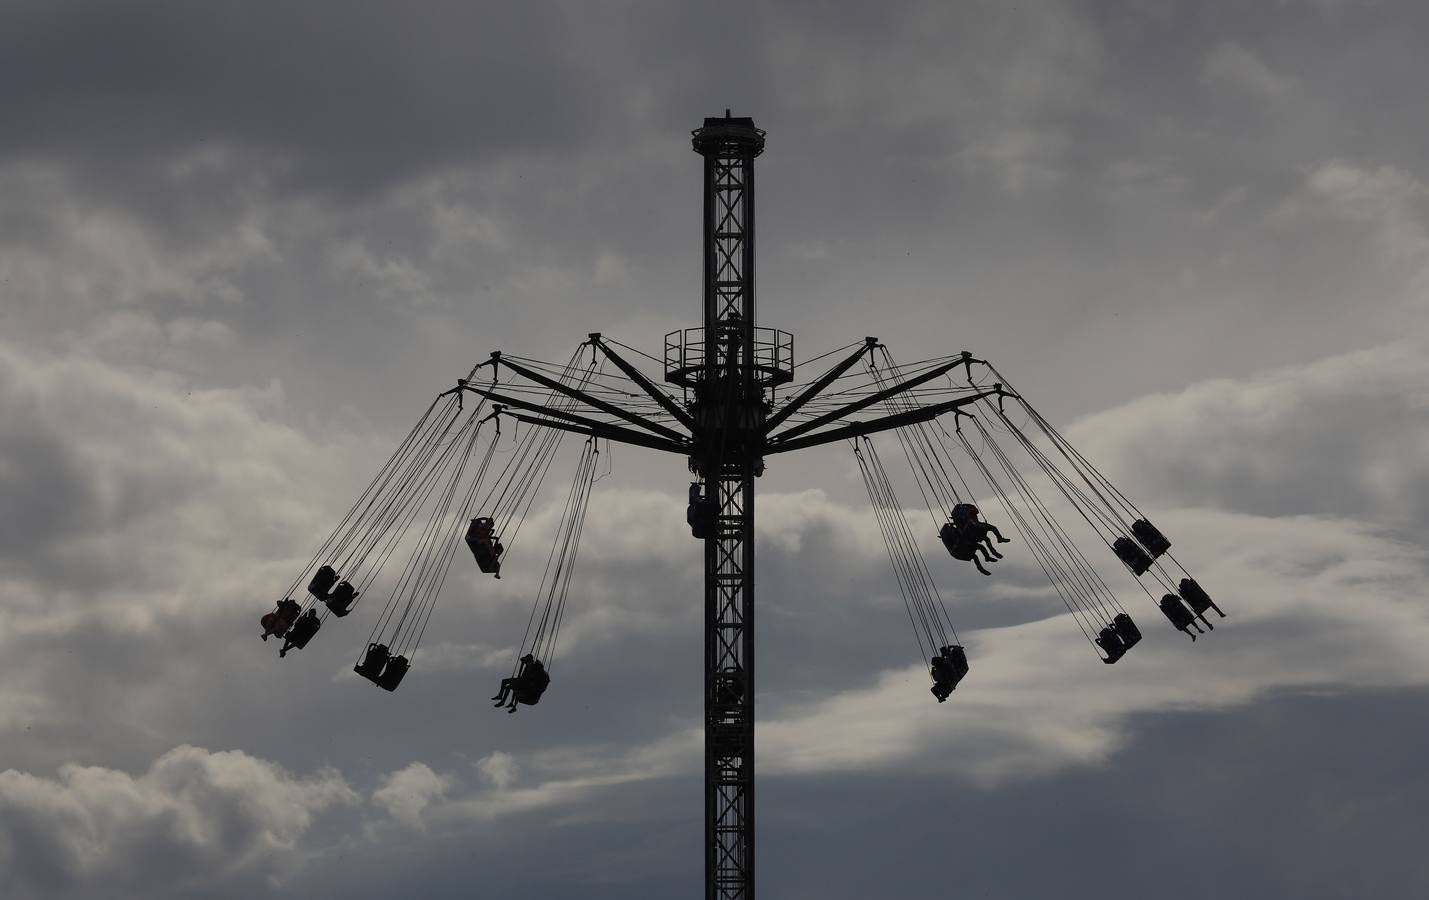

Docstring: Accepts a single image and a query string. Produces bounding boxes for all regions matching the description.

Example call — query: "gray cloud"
[0,745,358,899]
[4,1,1429,896]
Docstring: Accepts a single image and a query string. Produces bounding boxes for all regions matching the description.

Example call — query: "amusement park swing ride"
[258,113,1227,900]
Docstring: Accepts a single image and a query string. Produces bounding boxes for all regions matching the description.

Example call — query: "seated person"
[1097,623,1127,664]
[260,598,302,641]
[325,581,359,617]
[1158,594,1204,641]
[940,522,999,576]
[1178,578,1225,623]
[355,643,391,682]
[492,654,551,713]
[377,654,410,692]
[687,483,716,539]
[1130,519,1171,559]
[929,645,969,701]
[279,608,321,658]
[952,504,1011,557]
[1113,536,1154,576]
[1112,613,1142,650]
[466,517,504,577]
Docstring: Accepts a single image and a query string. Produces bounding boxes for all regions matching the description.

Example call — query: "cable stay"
[852,436,968,702]
[355,402,497,690]
[978,380,1227,642]
[493,437,599,713]
[260,390,476,657]
[862,350,1015,582]
[353,350,598,691]
[260,344,620,696]
[959,415,1141,663]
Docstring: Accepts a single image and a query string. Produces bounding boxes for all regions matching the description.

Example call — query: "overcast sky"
[2,1,1428,898]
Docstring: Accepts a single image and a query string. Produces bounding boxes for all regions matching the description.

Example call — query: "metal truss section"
[705,466,754,900]
[693,112,765,900]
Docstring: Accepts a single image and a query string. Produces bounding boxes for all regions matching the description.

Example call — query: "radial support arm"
[589,335,700,433]
[504,413,691,455]
[763,337,878,434]
[764,390,1001,455]
[493,353,690,443]
[458,383,690,455]
[767,356,969,445]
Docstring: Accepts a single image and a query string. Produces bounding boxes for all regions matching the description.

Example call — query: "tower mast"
[690,111,765,900]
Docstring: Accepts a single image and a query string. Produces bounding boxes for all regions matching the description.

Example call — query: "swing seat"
[308,565,338,600]
[936,645,969,688]
[1178,578,1224,619]
[1112,613,1142,650]
[1097,625,1127,664]
[470,541,501,573]
[259,611,288,640]
[1113,536,1154,576]
[1131,519,1171,559]
[688,494,717,540]
[376,654,410,692]
[262,598,302,639]
[466,518,502,574]
[513,665,550,706]
[355,643,390,683]
[286,612,321,650]
[939,523,976,561]
[929,661,954,701]
[325,581,358,617]
[1158,594,1200,638]
[939,645,970,680]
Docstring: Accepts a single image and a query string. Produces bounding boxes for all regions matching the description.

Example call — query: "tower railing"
[664,326,794,388]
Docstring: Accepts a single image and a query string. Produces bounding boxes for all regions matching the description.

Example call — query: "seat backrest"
[309,566,338,594]
[1131,519,1169,554]
[1114,536,1152,573]
[1113,613,1142,644]
[1159,595,1192,627]
[1178,579,1211,612]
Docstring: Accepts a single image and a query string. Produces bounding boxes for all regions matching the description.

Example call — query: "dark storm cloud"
[0,1,602,190]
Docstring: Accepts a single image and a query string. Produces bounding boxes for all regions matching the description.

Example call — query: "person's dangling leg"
[492,677,515,705]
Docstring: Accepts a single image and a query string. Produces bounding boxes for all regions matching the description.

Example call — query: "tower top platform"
[692,110,765,156]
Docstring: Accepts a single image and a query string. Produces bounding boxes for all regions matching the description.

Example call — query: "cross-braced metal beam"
[691,112,764,900]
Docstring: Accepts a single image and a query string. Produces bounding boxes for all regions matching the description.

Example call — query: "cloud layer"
[4,1,1429,897]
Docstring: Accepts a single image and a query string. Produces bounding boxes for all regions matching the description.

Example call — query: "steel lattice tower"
[691,113,765,900]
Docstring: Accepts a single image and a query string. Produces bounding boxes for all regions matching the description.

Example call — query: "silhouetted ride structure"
[260,113,1228,899]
